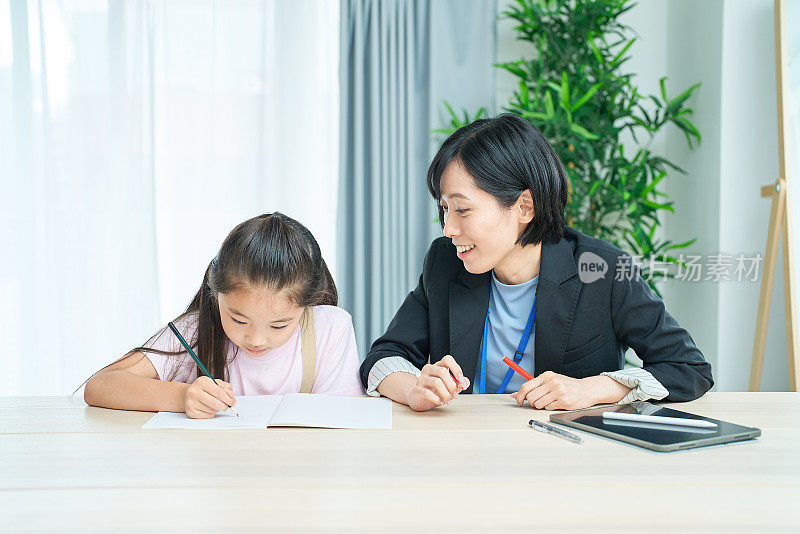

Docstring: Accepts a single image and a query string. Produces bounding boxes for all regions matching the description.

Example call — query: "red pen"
[450,369,464,390]
[502,356,534,381]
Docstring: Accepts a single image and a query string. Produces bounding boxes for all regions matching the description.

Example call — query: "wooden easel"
[749,0,799,391]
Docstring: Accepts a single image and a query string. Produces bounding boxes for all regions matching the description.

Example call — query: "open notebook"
[141,394,392,430]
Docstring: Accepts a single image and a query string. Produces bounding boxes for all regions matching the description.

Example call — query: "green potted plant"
[436,0,702,295]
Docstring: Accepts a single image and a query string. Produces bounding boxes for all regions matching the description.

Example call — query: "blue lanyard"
[478,292,537,394]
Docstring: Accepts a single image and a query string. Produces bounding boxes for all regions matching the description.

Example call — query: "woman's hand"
[511,373,631,410]
[406,355,470,411]
[183,376,237,419]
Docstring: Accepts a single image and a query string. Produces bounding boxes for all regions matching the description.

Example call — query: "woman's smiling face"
[439,160,533,274]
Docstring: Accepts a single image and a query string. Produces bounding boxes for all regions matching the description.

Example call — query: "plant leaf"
[588,36,604,64]
[642,199,675,213]
[495,61,527,79]
[641,171,666,197]
[667,82,701,112]
[611,37,636,67]
[519,81,530,106]
[571,83,602,112]
[569,123,599,140]
[523,111,550,121]
[560,72,570,112]
[544,91,555,118]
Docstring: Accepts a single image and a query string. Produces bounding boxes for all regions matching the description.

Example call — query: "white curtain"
[0,0,339,395]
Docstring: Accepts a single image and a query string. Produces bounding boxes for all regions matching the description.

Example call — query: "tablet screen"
[550,402,760,451]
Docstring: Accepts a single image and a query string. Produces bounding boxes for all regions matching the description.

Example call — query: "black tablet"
[549,401,761,452]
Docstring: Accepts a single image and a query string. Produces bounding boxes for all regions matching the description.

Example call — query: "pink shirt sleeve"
[310,306,365,395]
[141,313,198,383]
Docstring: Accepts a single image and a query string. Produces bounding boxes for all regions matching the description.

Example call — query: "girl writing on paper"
[85,213,363,418]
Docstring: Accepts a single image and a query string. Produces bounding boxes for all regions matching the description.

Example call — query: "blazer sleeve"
[358,242,438,388]
[610,255,714,401]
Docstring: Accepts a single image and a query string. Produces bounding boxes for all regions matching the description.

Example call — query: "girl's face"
[217,285,305,357]
[440,161,534,275]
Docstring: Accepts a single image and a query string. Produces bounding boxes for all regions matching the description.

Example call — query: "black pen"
[167,322,239,417]
[529,420,582,444]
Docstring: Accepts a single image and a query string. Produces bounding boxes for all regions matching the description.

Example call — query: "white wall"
[495,0,792,391]
[658,0,725,387]
[715,0,788,390]
[659,0,789,391]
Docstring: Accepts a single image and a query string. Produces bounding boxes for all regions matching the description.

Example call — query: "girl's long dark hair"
[110,213,336,383]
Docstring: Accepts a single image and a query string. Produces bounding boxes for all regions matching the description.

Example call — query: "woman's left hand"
[511,372,631,410]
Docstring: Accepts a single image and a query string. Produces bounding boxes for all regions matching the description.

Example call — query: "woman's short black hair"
[427,113,569,246]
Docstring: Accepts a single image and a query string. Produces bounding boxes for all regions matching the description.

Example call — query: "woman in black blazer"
[360,114,713,412]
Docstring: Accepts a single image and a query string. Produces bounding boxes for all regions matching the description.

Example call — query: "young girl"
[85,213,364,418]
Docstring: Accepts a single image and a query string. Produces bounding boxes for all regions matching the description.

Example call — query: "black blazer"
[360,227,713,401]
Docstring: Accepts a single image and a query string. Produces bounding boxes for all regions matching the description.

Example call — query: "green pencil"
[167,321,239,417]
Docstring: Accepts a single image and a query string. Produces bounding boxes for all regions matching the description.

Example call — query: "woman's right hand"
[183,376,237,419]
[407,355,469,411]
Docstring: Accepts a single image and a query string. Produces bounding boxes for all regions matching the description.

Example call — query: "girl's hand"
[183,376,237,419]
[511,373,631,411]
[407,355,469,411]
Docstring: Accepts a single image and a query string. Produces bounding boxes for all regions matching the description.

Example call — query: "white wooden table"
[1,393,799,532]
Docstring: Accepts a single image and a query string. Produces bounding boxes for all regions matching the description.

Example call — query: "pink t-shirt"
[142,305,364,396]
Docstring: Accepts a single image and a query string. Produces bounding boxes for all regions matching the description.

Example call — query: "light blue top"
[483,271,539,394]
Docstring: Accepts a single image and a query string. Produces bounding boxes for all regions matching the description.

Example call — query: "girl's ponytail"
[313,256,338,307]
[129,259,230,382]
[193,259,228,379]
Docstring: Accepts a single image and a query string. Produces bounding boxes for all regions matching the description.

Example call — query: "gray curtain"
[338,0,497,358]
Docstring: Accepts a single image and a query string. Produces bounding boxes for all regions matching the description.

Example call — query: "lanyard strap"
[478,293,537,394]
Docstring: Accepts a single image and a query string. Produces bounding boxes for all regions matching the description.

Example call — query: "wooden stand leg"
[753,0,800,392]
[750,179,799,392]
[780,181,799,390]
[750,181,785,391]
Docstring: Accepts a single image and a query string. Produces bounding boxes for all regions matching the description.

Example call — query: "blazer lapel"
[449,269,490,393]
[533,237,581,375]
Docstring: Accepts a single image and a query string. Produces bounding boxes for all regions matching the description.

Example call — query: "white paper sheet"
[141,395,283,430]
[269,394,392,429]
[141,394,392,430]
